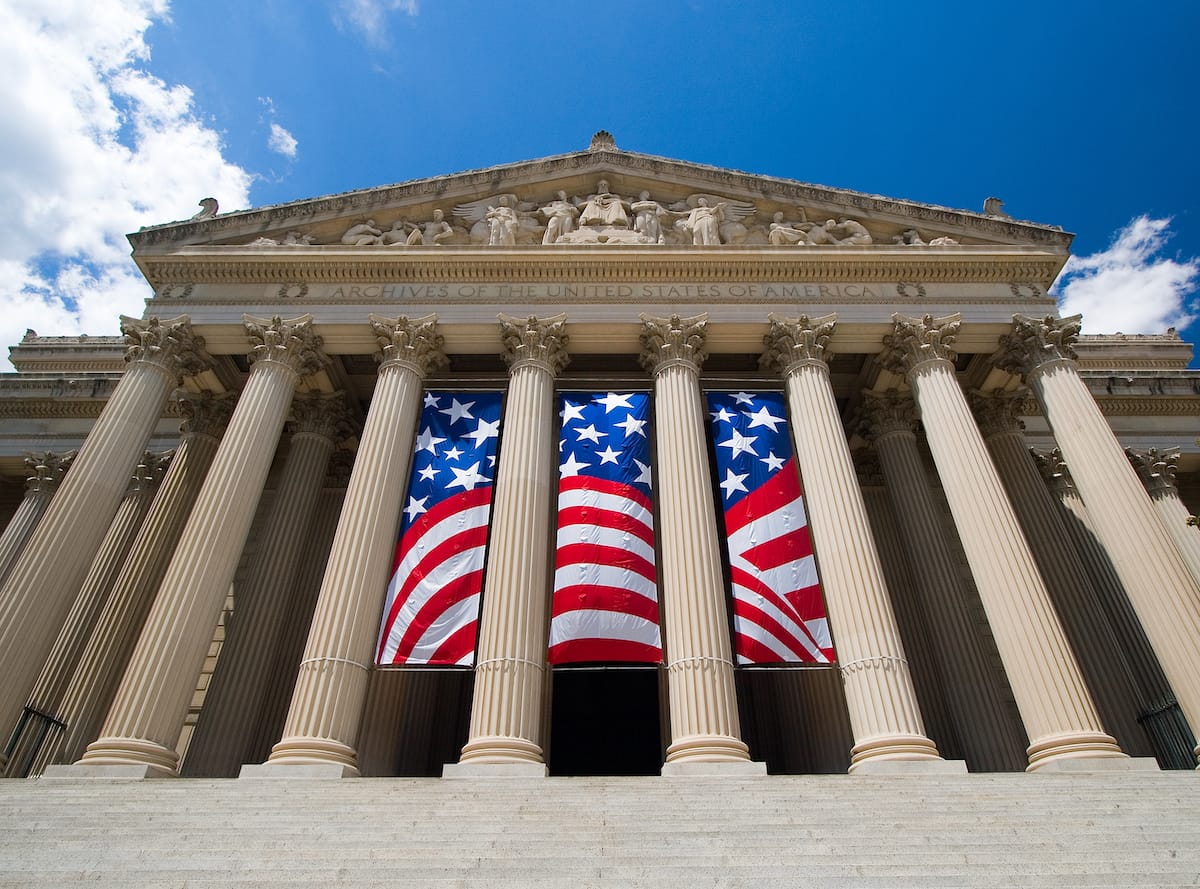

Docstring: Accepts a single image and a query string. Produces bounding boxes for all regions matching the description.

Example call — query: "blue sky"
[1,1,1197,368]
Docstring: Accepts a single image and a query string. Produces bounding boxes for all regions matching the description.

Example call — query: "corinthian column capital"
[127,450,172,496]
[120,315,213,383]
[368,313,448,376]
[969,390,1036,439]
[879,313,961,377]
[638,312,708,375]
[24,451,74,495]
[498,313,569,375]
[178,392,237,439]
[1030,447,1077,498]
[289,392,355,443]
[994,313,1082,379]
[858,390,918,442]
[761,313,837,374]
[1126,446,1181,496]
[243,314,329,377]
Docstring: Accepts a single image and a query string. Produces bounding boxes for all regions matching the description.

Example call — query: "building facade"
[1,136,1198,780]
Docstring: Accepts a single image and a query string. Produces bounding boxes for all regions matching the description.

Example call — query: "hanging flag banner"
[376,390,503,666]
[549,391,661,664]
[706,390,834,665]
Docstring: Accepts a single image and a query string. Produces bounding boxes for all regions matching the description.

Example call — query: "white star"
[743,405,786,432]
[719,428,759,459]
[761,452,785,472]
[633,458,652,487]
[439,398,475,425]
[423,392,440,408]
[710,406,735,424]
[614,413,647,438]
[732,391,756,405]
[415,427,445,454]
[719,468,749,499]
[575,424,605,444]
[417,464,437,482]
[488,455,496,467]
[595,392,634,413]
[446,461,488,491]
[403,495,429,520]
[560,400,586,423]
[443,444,463,462]
[560,452,590,477]
[466,417,500,446]
[596,445,622,465]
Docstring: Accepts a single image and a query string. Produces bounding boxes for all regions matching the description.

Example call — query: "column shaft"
[0,453,72,587]
[1127,448,1200,587]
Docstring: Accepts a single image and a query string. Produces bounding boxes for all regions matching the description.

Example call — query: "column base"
[850,758,968,776]
[78,737,179,775]
[1025,730,1128,771]
[1029,756,1161,774]
[664,734,753,765]
[240,762,357,779]
[457,735,545,766]
[660,759,767,777]
[267,736,360,775]
[41,763,175,780]
[442,761,548,778]
[848,734,945,772]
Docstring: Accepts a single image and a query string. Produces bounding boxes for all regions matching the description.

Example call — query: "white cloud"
[1054,216,1200,334]
[0,0,252,370]
[268,122,298,159]
[335,0,419,46]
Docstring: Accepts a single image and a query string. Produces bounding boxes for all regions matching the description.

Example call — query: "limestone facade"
[2,140,1197,778]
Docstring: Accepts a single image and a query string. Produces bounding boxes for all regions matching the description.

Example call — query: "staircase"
[1,771,1198,887]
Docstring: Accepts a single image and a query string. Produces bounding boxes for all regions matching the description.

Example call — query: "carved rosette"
[243,314,329,377]
[857,390,918,442]
[498,313,570,375]
[761,313,837,375]
[969,390,1036,439]
[638,313,708,375]
[178,392,237,439]
[1030,447,1077,497]
[1126,446,1181,496]
[369,313,448,377]
[879,313,961,377]
[120,315,213,383]
[994,314,1082,380]
[289,393,355,443]
[23,451,74,495]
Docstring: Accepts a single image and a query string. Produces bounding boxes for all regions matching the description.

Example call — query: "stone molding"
[879,313,961,376]
[120,316,213,383]
[243,314,329,377]
[761,313,837,373]
[368,313,448,376]
[498,313,570,375]
[994,313,1082,378]
[639,313,708,374]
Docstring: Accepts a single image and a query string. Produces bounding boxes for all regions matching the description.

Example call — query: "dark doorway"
[549,667,662,776]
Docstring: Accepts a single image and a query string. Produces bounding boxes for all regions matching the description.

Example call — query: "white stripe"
[726,495,808,557]
[380,541,487,658]
[401,594,481,664]
[731,579,825,662]
[733,604,829,663]
[555,519,655,566]
[558,486,653,530]
[552,562,657,600]
[751,556,818,599]
[549,609,662,649]
[805,617,832,651]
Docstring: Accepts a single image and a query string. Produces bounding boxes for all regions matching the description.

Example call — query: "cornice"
[0,398,183,420]
[1093,396,1200,417]
[136,245,1067,290]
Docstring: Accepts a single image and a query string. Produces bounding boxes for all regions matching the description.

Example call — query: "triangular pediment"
[128,143,1072,254]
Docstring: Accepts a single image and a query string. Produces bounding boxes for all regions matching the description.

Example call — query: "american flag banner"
[376,390,503,666]
[706,390,834,665]
[549,391,662,664]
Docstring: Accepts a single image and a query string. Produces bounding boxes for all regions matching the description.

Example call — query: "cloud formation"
[0,0,252,370]
[268,122,299,159]
[335,0,419,47]
[1054,216,1200,334]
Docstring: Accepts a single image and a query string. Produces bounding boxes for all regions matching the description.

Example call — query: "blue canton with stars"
[401,391,504,536]
[558,392,653,494]
[706,390,794,508]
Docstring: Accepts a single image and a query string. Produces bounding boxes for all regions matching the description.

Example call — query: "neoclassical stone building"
[1,134,1198,783]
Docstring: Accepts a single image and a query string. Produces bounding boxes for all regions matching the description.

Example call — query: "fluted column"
[973,391,1152,758]
[4,452,167,777]
[78,315,327,776]
[1127,447,1200,587]
[0,316,211,767]
[761,314,945,772]
[34,394,234,771]
[639,313,757,773]
[451,314,567,774]
[266,315,445,775]
[183,394,351,777]
[1032,449,1197,768]
[997,314,1200,765]
[859,390,1028,772]
[0,452,73,586]
[882,313,1124,770]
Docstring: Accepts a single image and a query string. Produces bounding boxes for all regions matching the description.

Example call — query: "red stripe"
[550,584,660,624]
[554,542,654,580]
[735,633,796,665]
[786,584,826,623]
[559,473,652,514]
[392,569,484,662]
[740,525,814,572]
[424,620,479,666]
[548,638,662,665]
[391,486,493,574]
[556,505,654,549]
[723,458,801,535]
[732,596,825,664]
[729,565,804,632]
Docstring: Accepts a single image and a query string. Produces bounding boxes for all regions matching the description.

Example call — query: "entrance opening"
[549,667,662,776]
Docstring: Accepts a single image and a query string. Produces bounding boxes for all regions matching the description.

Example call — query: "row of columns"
[1,309,1198,779]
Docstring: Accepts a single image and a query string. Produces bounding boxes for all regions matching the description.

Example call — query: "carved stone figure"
[575,180,630,227]
[486,198,520,247]
[928,235,960,246]
[680,198,725,245]
[453,194,542,245]
[248,230,315,247]
[412,209,454,246]
[894,229,927,247]
[631,192,669,245]
[381,219,420,246]
[768,211,808,246]
[341,220,383,246]
[830,217,872,246]
[540,191,579,244]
